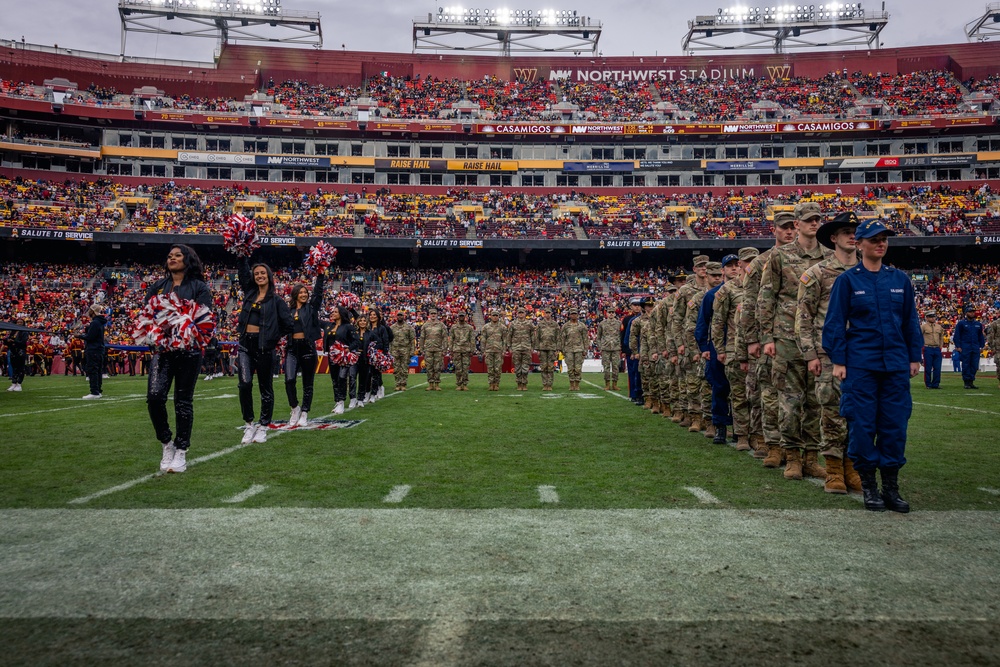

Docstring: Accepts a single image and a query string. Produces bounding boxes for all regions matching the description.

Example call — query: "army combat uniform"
[449,319,476,390]
[560,315,589,390]
[479,317,508,391]
[595,316,621,390]
[535,316,561,390]
[420,318,448,390]
[508,314,536,391]
[712,248,757,449]
[389,320,416,390]
[987,319,1000,386]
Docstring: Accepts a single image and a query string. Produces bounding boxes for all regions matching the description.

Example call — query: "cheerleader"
[366,308,394,401]
[285,270,326,426]
[144,245,213,473]
[325,306,360,414]
[353,312,370,408]
[4,317,28,392]
[237,259,294,445]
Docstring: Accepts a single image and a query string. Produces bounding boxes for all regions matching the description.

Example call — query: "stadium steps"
[354,222,365,238]
[472,301,485,328]
[574,224,588,240]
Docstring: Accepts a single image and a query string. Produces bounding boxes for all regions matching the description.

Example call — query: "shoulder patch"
[800,272,814,286]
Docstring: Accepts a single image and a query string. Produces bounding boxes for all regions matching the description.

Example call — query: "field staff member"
[920,310,944,389]
[80,304,107,400]
[822,220,923,513]
[953,308,985,390]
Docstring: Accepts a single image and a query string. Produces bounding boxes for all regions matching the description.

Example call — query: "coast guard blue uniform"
[695,282,731,428]
[822,263,923,472]
[953,316,985,387]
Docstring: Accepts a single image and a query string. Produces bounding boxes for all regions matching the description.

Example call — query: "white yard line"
[537,485,560,504]
[683,486,722,505]
[383,485,413,504]
[581,378,632,401]
[222,484,269,504]
[979,487,1000,496]
[1,387,230,419]
[913,402,1000,417]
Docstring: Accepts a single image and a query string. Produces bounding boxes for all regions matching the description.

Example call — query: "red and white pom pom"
[336,291,361,311]
[303,241,337,277]
[329,340,359,366]
[131,293,217,352]
[367,342,394,373]
[222,213,261,258]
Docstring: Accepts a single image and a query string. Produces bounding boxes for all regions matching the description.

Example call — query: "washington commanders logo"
[766,65,792,81]
[513,68,538,82]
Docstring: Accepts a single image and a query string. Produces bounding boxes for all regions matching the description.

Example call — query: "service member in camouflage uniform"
[419,308,448,391]
[479,309,508,391]
[651,284,677,417]
[757,201,832,480]
[664,274,688,421]
[508,307,536,391]
[641,296,665,412]
[535,307,561,391]
[797,212,862,494]
[560,309,590,391]
[389,311,416,391]
[630,297,654,408]
[672,257,710,430]
[448,312,476,391]
[712,247,758,450]
[987,317,1000,388]
[596,306,622,390]
[737,212,797,459]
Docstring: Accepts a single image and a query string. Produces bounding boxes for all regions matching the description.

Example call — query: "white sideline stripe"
[914,402,1000,417]
[581,378,632,401]
[806,477,865,502]
[383,485,412,504]
[684,486,722,505]
[538,485,559,504]
[67,423,300,505]
[222,484,268,504]
[0,387,229,419]
[980,487,1000,496]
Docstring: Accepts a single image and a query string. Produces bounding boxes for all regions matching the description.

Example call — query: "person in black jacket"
[80,304,107,399]
[352,312,370,408]
[4,317,29,392]
[366,308,394,402]
[237,259,294,444]
[325,305,360,414]
[285,270,326,427]
[144,244,214,474]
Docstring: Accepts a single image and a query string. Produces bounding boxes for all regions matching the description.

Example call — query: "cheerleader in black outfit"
[285,270,326,427]
[353,313,370,409]
[4,318,28,392]
[366,308,394,402]
[325,306,359,414]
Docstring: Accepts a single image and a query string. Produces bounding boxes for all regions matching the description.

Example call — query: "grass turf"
[1,371,997,511]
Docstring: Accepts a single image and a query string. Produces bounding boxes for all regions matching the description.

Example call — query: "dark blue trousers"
[627,357,642,400]
[923,346,942,388]
[840,367,911,472]
[959,349,981,385]
[706,357,732,426]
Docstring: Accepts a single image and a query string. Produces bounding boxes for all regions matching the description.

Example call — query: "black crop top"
[246,301,262,327]
[292,309,304,334]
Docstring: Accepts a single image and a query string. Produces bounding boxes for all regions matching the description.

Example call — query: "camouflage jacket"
[757,241,831,345]
[479,322,508,353]
[595,317,621,351]
[389,323,416,354]
[711,278,743,360]
[535,320,561,350]
[678,284,707,353]
[448,323,476,352]
[560,321,589,352]
[795,255,856,362]
[650,296,672,356]
[419,321,448,352]
[735,246,777,361]
[508,319,536,352]
[629,313,649,360]
[986,319,1000,354]
[670,282,703,355]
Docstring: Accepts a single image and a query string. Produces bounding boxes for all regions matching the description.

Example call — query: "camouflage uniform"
[560,319,589,386]
[683,285,710,421]
[757,241,831,454]
[649,296,671,411]
[535,318,561,390]
[596,316,621,388]
[662,289,682,411]
[448,320,475,389]
[738,247,781,449]
[670,279,703,421]
[987,319,1000,384]
[508,317,536,389]
[479,319,508,389]
[796,254,856,460]
[419,320,448,387]
[712,276,748,439]
[629,308,651,401]
[389,321,416,389]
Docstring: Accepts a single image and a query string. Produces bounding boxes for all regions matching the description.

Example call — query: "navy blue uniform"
[695,284,731,427]
[953,319,985,386]
[822,264,922,472]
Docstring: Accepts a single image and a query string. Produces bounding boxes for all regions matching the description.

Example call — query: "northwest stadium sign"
[546,67,775,82]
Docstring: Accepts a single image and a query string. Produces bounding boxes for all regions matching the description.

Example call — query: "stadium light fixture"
[416,7,597,54]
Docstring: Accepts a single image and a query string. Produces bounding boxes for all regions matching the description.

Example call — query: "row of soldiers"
[628,202,866,495]
[387,307,593,392]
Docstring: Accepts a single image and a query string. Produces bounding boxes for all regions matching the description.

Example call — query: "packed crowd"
[850,70,965,115]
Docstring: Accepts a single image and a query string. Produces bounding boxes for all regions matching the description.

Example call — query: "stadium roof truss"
[683,5,890,54]
[966,2,1000,42]
[118,0,322,57]
[412,10,601,56]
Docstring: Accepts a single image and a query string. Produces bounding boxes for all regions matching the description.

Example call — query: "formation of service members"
[988,316,1000,388]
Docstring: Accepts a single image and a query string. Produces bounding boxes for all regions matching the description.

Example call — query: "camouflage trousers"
[565,350,584,383]
[772,340,821,452]
[639,358,652,398]
[600,350,620,386]
[653,358,669,405]
[666,358,681,408]
[424,351,443,385]
[755,355,781,446]
[746,357,761,437]
[452,351,471,387]
[390,348,410,388]
[995,355,1000,381]
[685,355,710,416]
[816,356,848,459]
[538,350,558,388]
[511,350,531,386]
[484,351,503,386]
[724,362,749,437]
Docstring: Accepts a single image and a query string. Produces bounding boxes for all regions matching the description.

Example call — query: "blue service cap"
[721,254,740,267]
[855,219,896,241]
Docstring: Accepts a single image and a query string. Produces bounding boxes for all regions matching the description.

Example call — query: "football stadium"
[2,0,1000,664]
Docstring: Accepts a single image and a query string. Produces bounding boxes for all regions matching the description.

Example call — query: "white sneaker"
[241,422,257,445]
[102,374,109,379]
[5,385,13,392]
[289,406,301,426]
[348,398,358,409]
[253,425,268,443]
[159,441,176,472]
[12,384,22,392]
[357,399,365,408]
[367,392,376,403]
[377,386,385,399]
[167,448,187,473]
[297,411,309,427]
[82,393,102,400]
[204,374,213,381]
[333,401,345,415]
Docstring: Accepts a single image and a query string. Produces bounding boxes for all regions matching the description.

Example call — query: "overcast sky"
[2,1,991,62]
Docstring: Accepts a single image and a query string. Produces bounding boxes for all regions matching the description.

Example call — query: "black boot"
[880,468,910,513]
[859,469,886,512]
[713,425,728,444]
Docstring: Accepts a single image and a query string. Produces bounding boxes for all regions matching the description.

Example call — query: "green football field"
[1,371,999,665]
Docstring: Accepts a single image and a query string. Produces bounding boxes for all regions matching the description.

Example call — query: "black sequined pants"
[238,333,275,426]
[284,338,317,412]
[147,349,203,451]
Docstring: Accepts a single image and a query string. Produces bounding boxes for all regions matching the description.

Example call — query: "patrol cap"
[692,254,710,267]
[721,254,739,267]
[773,211,796,228]
[738,246,760,262]
[458,312,466,318]
[817,211,860,249]
[705,261,724,275]
[855,219,896,241]
[794,201,822,221]
[666,284,678,293]
[427,307,439,314]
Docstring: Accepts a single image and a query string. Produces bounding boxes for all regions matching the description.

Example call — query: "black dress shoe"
[969,384,979,390]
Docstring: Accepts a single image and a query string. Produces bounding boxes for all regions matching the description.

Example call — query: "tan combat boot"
[662,404,673,418]
[605,382,611,390]
[671,410,684,423]
[762,445,783,468]
[644,397,653,409]
[783,449,803,480]
[678,411,692,427]
[688,415,703,433]
[843,457,862,492]
[425,384,433,391]
[752,435,769,459]
[736,435,750,451]
[703,424,716,438]
[651,400,662,414]
[802,451,828,480]
[823,456,847,494]
[612,383,619,391]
